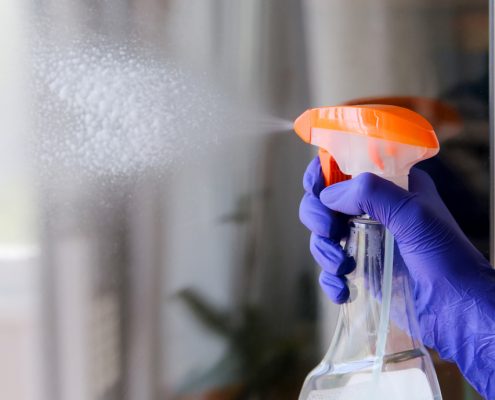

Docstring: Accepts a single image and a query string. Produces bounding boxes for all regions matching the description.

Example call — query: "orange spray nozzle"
[294,105,439,189]
[294,109,312,143]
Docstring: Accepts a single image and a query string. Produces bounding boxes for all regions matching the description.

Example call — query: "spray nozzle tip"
[294,110,311,143]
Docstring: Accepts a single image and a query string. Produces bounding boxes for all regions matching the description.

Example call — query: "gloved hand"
[299,157,495,399]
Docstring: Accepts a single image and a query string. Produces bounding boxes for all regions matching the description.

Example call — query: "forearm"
[419,266,495,399]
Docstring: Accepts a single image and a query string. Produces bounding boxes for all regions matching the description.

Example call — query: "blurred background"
[0,0,489,399]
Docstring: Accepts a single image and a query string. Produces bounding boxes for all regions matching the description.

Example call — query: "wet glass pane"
[0,1,488,399]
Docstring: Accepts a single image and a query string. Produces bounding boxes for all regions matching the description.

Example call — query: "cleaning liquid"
[294,105,442,400]
[34,38,291,180]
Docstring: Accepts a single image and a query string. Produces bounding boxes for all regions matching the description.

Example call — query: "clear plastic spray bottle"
[294,105,442,400]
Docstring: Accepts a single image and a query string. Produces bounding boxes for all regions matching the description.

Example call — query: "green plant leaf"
[176,288,232,337]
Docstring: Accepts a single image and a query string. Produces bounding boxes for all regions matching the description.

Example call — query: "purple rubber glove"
[299,157,495,399]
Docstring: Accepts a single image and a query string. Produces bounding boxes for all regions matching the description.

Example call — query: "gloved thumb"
[319,172,415,231]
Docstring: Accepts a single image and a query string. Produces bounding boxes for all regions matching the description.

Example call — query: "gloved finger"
[319,271,349,304]
[310,233,355,275]
[319,173,411,227]
[299,193,349,240]
[303,157,325,196]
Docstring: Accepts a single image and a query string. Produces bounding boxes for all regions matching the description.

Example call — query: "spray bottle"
[294,105,442,400]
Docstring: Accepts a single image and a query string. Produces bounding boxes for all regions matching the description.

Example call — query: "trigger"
[318,148,350,187]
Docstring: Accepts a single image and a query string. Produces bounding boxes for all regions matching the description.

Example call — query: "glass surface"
[0,1,487,400]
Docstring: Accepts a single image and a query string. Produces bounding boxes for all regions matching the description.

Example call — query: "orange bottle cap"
[294,105,440,188]
[294,105,439,149]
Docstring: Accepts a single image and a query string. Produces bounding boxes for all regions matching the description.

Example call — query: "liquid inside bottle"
[299,217,442,400]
